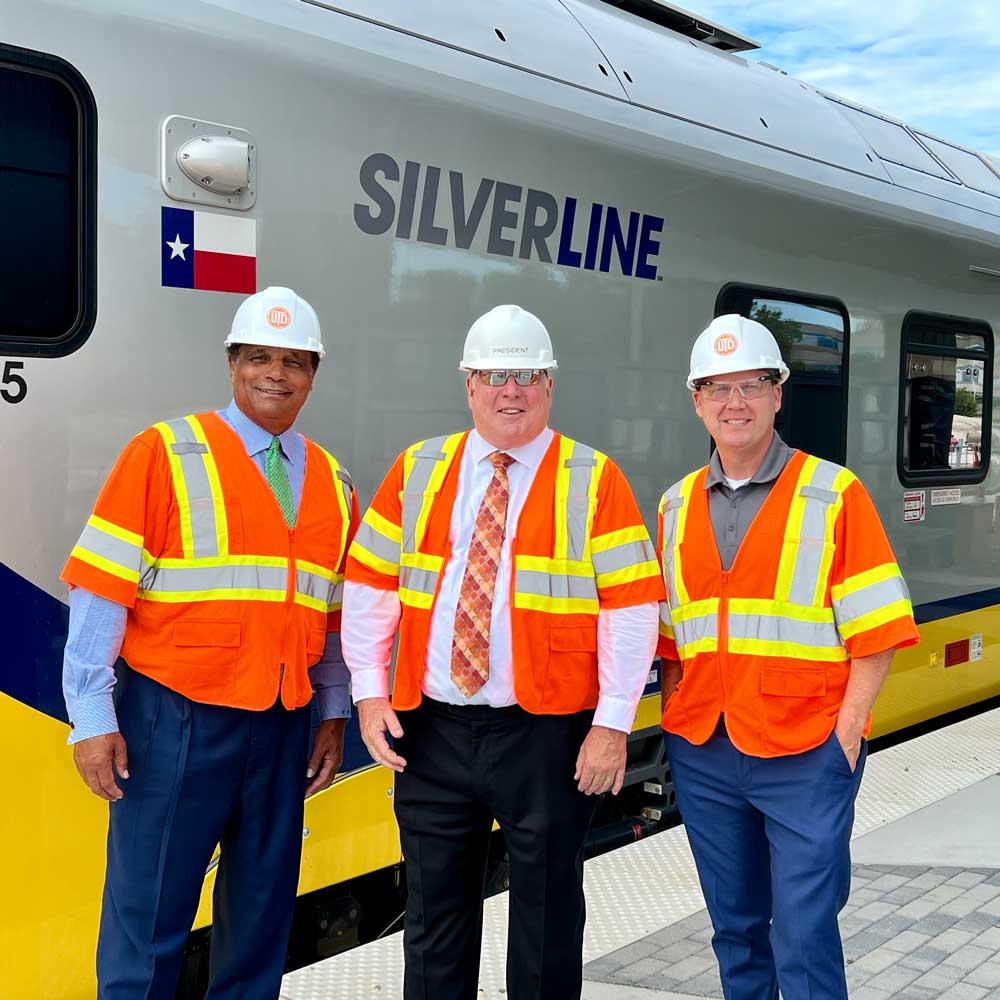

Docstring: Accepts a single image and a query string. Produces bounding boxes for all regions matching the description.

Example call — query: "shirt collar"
[467,426,554,472]
[224,399,302,464]
[705,431,794,490]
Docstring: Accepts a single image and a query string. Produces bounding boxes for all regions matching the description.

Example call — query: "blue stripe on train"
[2,560,992,759]
[0,561,373,772]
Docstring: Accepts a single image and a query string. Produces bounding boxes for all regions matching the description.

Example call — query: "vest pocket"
[306,628,328,664]
[759,667,827,698]
[174,620,242,649]
[544,626,599,706]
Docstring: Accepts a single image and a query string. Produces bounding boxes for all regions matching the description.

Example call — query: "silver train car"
[2,1,999,996]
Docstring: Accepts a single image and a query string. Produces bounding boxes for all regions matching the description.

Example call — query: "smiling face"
[228,344,316,434]
[692,368,782,472]
[466,371,553,450]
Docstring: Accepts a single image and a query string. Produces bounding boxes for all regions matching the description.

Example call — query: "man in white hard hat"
[656,315,920,1000]
[61,286,358,999]
[342,304,664,1000]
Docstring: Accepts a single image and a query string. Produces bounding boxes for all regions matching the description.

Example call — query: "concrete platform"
[281,707,1000,999]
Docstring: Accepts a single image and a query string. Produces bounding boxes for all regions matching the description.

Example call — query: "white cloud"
[693,0,1000,157]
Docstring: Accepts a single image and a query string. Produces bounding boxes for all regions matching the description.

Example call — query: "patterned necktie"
[265,435,296,529]
[451,450,515,697]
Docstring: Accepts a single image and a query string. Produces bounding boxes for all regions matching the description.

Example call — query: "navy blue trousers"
[393,699,598,1000]
[665,727,866,1000]
[97,665,311,1000]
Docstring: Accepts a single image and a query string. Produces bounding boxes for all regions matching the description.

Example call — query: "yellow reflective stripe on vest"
[553,438,605,562]
[727,597,846,661]
[774,458,854,608]
[658,605,674,640]
[513,554,599,615]
[659,470,700,607]
[137,559,288,603]
[154,416,229,559]
[70,514,145,584]
[670,596,720,656]
[317,446,353,563]
[832,562,913,639]
[401,433,464,556]
[296,558,344,613]
[399,551,443,609]
[352,509,402,576]
[591,525,659,589]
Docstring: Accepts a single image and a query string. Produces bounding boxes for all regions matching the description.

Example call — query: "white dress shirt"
[341,427,658,732]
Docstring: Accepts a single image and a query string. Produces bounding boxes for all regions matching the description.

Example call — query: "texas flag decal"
[161,206,256,293]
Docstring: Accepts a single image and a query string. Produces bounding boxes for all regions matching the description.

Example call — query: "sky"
[691,1,1000,159]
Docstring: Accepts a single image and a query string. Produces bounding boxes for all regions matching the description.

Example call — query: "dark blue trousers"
[665,727,866,1000]
[97,665,311,1000]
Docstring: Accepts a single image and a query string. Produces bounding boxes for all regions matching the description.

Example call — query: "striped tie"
[265,435,296,528]
[450,450,514,697]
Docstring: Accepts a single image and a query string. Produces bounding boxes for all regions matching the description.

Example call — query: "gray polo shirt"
[706,432,795,570]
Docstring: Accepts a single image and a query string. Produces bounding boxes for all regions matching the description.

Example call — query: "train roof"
[305,0,1000,228]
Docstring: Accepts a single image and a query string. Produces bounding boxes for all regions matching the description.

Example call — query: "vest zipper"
[278,527,296,702]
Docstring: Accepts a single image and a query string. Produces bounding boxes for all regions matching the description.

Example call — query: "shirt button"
[728,524,735,532]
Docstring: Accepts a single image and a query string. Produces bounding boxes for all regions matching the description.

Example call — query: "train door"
[716,285,850,464]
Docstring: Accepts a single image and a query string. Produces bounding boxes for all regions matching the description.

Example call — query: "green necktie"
[265,435,296,529]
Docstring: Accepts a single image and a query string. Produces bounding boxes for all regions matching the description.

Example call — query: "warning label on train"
[903,490,926,523]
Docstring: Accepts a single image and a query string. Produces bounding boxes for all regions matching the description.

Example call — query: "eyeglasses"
[474,369,547,387]
[696,376,777,402]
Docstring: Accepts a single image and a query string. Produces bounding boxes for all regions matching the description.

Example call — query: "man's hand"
[306,718,347,796]
[661,660,683,712]
[574,725,627,796]
[357,697,407,773]
[73,733,129,801]
[833,719,863,773]
[834,648,894,773]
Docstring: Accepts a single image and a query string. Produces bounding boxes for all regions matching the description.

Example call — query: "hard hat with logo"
[225,286,325,359]
[459,304,558,371]
[686,314,789,389]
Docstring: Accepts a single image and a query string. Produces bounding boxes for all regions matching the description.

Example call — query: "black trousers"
[393,699,598,1000]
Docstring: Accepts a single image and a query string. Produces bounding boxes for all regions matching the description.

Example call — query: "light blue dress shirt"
[62,400,350,744]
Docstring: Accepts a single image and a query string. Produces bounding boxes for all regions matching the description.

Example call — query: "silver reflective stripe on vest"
[786,460,841,607]
[402,436,449,555]
[335,469,354,522]
[659,487,686,607]
[165,418,221,559]
[76,522,143,576]
[353,520,400,567]
[564,442,597,561]
[833,576,911,627]
[514,569,599,602]
[399,563,439,597]
[297,567,338,609]
[141,562,287,596]
[673,612,717,654]
[728,611,842,648]
[592,537,657,577]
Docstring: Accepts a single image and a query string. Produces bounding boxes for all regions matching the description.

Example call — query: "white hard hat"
[459,304,558,371]
[225,286,325,359]
[687,314,789,389]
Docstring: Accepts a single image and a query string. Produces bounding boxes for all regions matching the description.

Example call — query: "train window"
[898,312,993,485]
[0,46,96,358]
[716,285,849,464]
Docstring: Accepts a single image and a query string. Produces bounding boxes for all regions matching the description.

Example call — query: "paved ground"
[585,864,1000,999]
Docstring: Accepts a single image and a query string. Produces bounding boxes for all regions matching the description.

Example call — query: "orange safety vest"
[61,411,356,710]
[657,450,919,757]
[347,430,663,714]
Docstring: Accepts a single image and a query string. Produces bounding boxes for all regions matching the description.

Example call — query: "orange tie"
[450,451,515,697]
